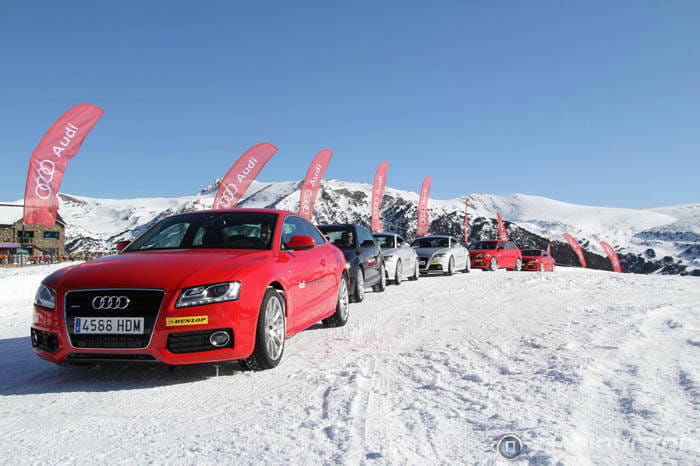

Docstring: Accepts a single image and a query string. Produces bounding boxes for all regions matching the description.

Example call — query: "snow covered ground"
[1,264,698,464]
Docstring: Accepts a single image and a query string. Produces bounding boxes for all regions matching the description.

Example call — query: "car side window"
[397,236,405,247]
[358,227,374,245]
[300,218,326,245]
[280,216,310,247]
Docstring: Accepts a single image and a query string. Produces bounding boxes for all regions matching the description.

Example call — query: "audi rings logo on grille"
[91,296,131,310]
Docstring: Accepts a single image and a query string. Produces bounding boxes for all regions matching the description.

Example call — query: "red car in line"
[520,249,556,272]
[30,209,349,370]
[468,240,523,271]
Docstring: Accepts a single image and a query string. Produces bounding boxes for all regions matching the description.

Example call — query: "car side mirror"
[497,246,504,251]
[115,240,130,252]
[285,235,315,251]
[361,239,375,248]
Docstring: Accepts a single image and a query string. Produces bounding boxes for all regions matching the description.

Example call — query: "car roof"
[414,235,452,240]
[173,208,294,216]
[317,223,362,229]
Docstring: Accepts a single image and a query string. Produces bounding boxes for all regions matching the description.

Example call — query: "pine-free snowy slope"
[1,264,698,464]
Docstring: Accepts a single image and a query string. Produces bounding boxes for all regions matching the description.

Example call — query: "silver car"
[411,235,470,275]
[372,232,420,285]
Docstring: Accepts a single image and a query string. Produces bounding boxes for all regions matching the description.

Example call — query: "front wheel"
[488,257,498,271]
[393,260,402,285]
[514,258,522,271]
[444,256,455,276]
[351,268,365,303]
[242,288,286,371]
[323,275,350,328]
[462,257,471,273]
[408,260,419,281]
[372,263,387,292]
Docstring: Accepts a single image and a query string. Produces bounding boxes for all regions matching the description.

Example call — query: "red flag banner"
[496,212,509,241]
[213,143,279,209]
[600,241,622,273]
[417,176,432,237]
[463,197,470,243]
[298,149,332,220]
[23,104,104,226]
[563,233,587,267]
[370,162,389,232]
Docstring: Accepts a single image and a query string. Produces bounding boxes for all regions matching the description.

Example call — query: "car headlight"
[34,284,56,310]
[176,282,241,308]
[433,253,446,259]
[476,254,489,258]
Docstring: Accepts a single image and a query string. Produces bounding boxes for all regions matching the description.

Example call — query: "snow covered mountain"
[15,179,699,275]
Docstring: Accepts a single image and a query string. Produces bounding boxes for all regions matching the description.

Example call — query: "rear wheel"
[351,268,365,303]
[323,275,350,327]
[393,260,402,285]
[242,288,286,371]
[372,263,387,292]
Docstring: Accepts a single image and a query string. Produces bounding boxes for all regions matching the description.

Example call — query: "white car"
[411,235,470,275]
[372,232,420,285]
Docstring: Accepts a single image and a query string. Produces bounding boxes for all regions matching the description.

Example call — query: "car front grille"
[65,289,165,349]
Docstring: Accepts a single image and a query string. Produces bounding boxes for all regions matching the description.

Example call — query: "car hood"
[379,247,398,256]
[414,247,448,258]
[469,249,496,255]
[46,249,272,292]
[521,255,542,260]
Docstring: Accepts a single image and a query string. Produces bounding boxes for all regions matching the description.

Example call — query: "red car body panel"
[31,209,347,365]
[469,240,522,270]
[521,249,556,271]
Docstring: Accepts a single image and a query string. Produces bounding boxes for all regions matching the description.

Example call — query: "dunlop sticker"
[166,316,208,327]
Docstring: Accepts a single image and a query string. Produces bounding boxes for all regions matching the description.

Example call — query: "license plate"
[74,317,144,334]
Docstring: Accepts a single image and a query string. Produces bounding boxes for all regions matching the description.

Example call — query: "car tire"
[488,257,498,271]
[323,274,350,328]
[462,258,470,273]
[514,258,522,271]
[408,260,419,281]
[350,268,365,303]
[444,256,455,276]
[372,263,386,292]
[394,260,402,285]
[551,264,555,272]
[242,287,286,371]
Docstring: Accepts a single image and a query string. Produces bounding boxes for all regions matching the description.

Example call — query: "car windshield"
[521,249,542,256]
[469,241,499,250]
[318,226,355,249]
[412,237,449,249]
[126,212,278,251]
[373,235,394,249]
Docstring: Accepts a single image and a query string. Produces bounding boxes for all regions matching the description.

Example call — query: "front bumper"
[470,256,491,269]
[31,289,260,366]
[418,256,448,274]
[522,261,542,271]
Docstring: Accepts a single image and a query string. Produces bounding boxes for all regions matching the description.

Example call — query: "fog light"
[31,330,39,346]
[209,331,230,347]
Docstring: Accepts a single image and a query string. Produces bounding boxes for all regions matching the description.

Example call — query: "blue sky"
[1,1,698,208]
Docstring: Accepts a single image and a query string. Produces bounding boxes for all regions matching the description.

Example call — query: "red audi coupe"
[30,209,349,370]
[520,249,556,272]
[468,240,523,271]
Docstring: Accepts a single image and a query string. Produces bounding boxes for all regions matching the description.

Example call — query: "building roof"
[0,203,65,227]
